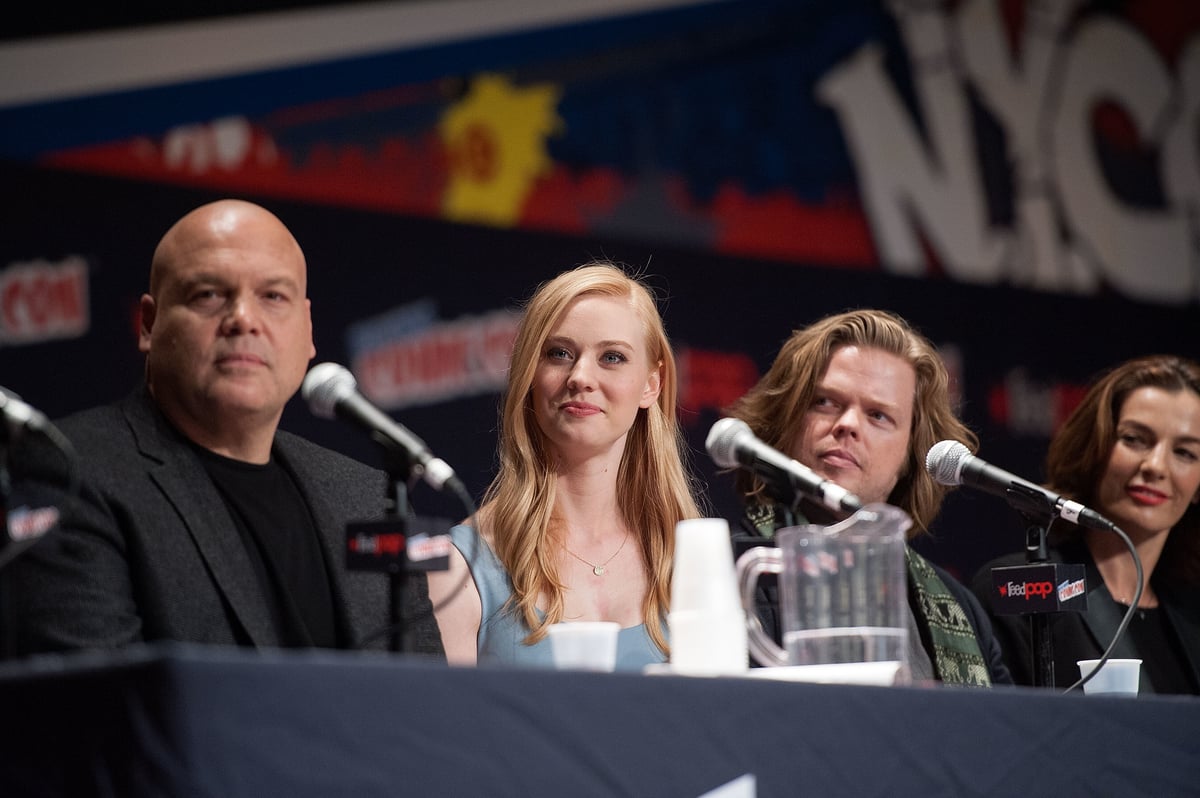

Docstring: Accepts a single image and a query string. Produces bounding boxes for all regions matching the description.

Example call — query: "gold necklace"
[563,531,630,576]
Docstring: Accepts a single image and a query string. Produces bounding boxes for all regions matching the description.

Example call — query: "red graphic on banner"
[677,348,760,427]
[987,370,1090,437]
[0,257,89,344]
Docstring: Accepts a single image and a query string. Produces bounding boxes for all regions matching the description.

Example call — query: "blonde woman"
[429,262,701,669]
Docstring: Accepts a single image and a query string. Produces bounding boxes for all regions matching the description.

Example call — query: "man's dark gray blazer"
[3,387,444,658]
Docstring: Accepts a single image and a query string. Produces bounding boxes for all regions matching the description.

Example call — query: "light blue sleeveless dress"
[447,524,666,671]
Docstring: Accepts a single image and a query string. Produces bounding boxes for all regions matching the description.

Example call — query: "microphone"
[0,387,49,441]
[706,417,862,514]
[925,440,1113,530]
[0,387,77,571]
[301,362,460,493]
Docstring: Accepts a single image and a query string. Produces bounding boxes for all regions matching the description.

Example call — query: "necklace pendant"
[593,565,606,576]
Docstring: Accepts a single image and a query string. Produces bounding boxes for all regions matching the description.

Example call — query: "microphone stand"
[1022,517,1056,689]
[337,417,458,655]
[1003,483,1082,689]
[0,444,10,558]
[342,436,418,654]
[0,448,12,655]
[384,471,410,654]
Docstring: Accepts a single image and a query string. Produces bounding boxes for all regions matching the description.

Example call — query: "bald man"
[3,200,443,658]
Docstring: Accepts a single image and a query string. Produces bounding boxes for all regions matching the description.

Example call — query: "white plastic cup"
[668,609,748,675]
[671,518,742,616]
[1077,658,1142,696]
[547,621,620,672]
[668,518,749,675]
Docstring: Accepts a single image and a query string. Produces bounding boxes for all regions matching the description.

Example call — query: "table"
[1,645,1196,797]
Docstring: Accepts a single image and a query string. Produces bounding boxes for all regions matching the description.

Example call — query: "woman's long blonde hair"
[483,262,701,654]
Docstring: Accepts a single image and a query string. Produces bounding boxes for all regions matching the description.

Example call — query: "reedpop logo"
[999,580,1054,601]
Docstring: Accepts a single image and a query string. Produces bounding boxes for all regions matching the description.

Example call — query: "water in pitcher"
[783,626,907,666]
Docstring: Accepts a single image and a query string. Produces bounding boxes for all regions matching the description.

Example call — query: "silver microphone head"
[0,387,46,428]
[705,417,753,468]
[301,362,357,419]
[925,439,972,486]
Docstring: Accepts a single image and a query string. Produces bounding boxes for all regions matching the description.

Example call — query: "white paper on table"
[696,773,757,798]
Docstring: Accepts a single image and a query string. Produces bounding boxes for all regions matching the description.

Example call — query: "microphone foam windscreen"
[925,440,970,486]
[705,417,750,468]
[301,362,356,419]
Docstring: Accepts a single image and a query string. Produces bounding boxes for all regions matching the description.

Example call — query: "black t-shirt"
[1127,605,1198,695]
[195,446,341,648]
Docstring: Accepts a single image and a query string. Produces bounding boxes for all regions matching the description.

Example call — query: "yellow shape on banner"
[440,73,562,226]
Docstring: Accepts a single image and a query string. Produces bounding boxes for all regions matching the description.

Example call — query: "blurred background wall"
[2,0,1198,581]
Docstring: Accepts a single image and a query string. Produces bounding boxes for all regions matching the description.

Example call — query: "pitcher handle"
[735,546,789,667]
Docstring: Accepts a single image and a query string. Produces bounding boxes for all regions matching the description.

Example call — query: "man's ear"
[305,298,316,359]
[137,294,156,354]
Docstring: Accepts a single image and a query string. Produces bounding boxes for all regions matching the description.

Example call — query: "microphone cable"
[1052,515,1144,695]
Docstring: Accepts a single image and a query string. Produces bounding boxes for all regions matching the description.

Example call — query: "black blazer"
[970,542,1200,693]
[3,388,443,658]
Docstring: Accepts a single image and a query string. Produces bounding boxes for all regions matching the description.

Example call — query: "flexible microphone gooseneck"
[706,417,862,514]
[302,362,461,494]
[925,439,1112,530]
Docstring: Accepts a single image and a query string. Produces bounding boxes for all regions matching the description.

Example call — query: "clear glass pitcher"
[736,503,911,681]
